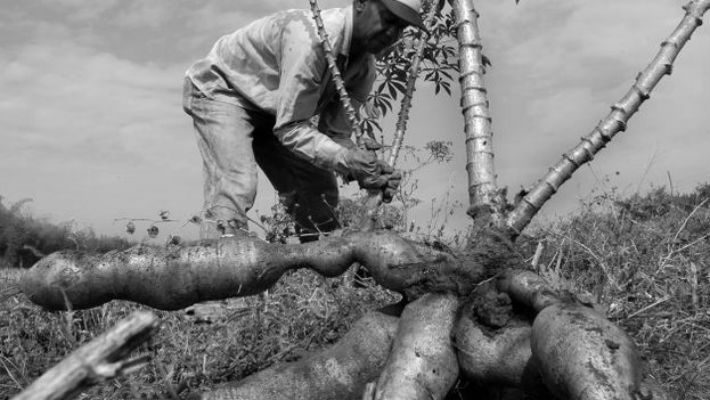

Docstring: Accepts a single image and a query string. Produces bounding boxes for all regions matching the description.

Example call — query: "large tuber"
[201,311,398,400]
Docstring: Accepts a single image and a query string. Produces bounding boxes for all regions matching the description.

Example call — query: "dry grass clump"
[0,196,131,270]
[523,185,710,400]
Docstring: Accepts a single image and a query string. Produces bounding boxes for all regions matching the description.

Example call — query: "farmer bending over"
[183,0,425,240]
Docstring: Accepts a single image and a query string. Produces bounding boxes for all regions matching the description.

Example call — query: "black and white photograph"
[1,1,709,398]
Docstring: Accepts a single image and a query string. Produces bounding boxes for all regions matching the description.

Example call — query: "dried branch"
[506,0,710,235]
[11,311,159,400]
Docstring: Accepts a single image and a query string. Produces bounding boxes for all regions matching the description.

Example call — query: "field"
[1,267,400,399]
[1,186,709,399]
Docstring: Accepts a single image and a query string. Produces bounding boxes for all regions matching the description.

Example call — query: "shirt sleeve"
[318,56,376,149]
[272,18,350,174]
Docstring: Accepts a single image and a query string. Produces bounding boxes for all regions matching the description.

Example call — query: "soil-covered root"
[369,293,460,400]
[19,230,486,311]
[455,314,532,387]
[199,311,399,400]
[351,232,486,298]
[496,269,564,312]
[19,236,322,311]
[454,311,548,396]
[452,284,550,398]
[531,301,642,400]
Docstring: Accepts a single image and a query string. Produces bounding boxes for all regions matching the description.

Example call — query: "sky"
[0,0,708,242]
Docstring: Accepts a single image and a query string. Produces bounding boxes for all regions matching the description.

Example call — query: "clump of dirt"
[462,226,524,278]
[471,283,513,328]
[397,227,525,301]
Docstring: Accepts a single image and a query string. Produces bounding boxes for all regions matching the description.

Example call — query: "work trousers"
[182,79,340,240]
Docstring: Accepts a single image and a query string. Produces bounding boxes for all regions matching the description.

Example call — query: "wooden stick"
[12,311,160,400]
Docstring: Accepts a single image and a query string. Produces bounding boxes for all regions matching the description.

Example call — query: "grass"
[0,269,399,399]
[1,185,709,399]
[523,186,710,399]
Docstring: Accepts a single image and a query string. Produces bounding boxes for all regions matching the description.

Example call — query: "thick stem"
[506,0,710,235]
[388,0,439,167]
[12,311,158,400]
[356,190,385,231]
[309,0,363,142]
[451,0,502,224]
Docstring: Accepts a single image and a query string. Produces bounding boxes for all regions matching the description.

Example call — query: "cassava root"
[20,231,490,311]
[454,293,546,395]
[369,294,460,400]
[201,311,399,400]
[532,302,642,400]
[16,230,660,400]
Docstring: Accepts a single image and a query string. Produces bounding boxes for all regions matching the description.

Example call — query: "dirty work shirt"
[186,6,376,174]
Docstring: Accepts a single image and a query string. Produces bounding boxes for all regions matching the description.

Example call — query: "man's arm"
[272,16,399,201]
[272,18,351,174]
[318,55,376,149]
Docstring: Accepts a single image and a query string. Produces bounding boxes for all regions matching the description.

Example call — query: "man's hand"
[344,148,401,203]
[379,162,401,203]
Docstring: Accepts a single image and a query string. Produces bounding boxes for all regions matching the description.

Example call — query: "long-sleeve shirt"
[185,6,376,173]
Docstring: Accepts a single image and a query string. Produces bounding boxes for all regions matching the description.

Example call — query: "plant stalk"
[309,0,364,143]
[451,0,501,221]
[506,0,710,235]
[388,0,439,167]
[358,1,439,231]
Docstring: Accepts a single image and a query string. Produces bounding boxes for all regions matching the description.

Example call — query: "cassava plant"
[504,0,710,236]
[10,1,710,399]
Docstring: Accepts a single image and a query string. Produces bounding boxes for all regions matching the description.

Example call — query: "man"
[183,0,425,240]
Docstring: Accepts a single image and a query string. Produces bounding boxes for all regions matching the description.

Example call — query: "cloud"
[0,34,202,234]
[0,41,183,156]
[0,0,706,238]
[434,0,710,223]
[38,0,122,20]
